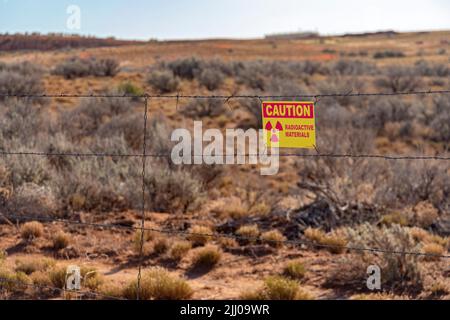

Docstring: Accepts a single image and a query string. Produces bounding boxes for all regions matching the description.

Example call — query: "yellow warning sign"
[261,101,316,148]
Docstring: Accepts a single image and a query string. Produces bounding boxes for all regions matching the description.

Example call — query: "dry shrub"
[52,231,71,250]
[326,224,423,294]
[198,68,225,91]
[52,57,119,79]
[49,265,103,290]
[153,237,169,256]
[0,268,31,292]
[20,221,44,241]
[181,98,227,118]
[304,228,347,254]
[218,237,239,249]
[0,62,44,100]
[373,50,405,59]
[145,167,205,213]
[191,246,222,269]
[241,276,314,300]
[374,66,423,93]
[283,261,306,280]
[15,257,55,275]
[350,293,408,300]
[167,57,203,80]
[260,230,286,248]
[412,201,439,228]
[186,225,213,247]
[169,241,192,261]
[147,70,180,93]
[422,243,446,261]
[132,227,156,254]
[236,225,260,244]
[123,267,192,300]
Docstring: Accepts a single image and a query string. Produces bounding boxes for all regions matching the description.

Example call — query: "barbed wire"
[0,150,449,160]
[1,89,450,99]
[2,213,449,259]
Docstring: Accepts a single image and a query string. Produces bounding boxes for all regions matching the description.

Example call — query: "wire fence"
[0,89,449,300]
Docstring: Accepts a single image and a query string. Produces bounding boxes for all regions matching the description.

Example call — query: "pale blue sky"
[1,0,450,40]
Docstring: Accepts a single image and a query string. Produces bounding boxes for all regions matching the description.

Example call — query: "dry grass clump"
[218,237,239,249]
[15,257,55,275]
[186,225,213,247]
[52,231,71,250]
[123,267,192,300]
[422,243,446,261]
[191,246,222,269]
[169,241,192,261]
[20,221,44,241]
[48,265,103,291]
[304,228,347,254]
[260,230,286,248]
[132,228,156,254]
[153,237,169,256]
[0,268,31,292]
[283,261,306,280]
[236,224,260,244]
[240,276,314,300]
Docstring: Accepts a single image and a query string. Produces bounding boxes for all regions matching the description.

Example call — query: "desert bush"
[132,227,156,254]
[422,243,446,261]
[5,182,58,218]
[167,57,203,80]
[374,67,423,93]
[145,167,205,213]
[429,95,450,142]
[52,57,119,79]
[317,77,365,106]
[118,81,144,98]
[52,231,71,250]
[283,261,306,280]
[0,268,31,292]
[187,225,213,246]
[147,70,180,93]
[236,224,260,244]
[0,62,44,100]
[235,61,267,90]
[153,237,169,255]
[191,246,222,269]
[61,96,133,140]
[20,221,44,240]
[304,228,347,254]
[241,276,314,300]
[414,60,450,77]
[373,50,405,59]
[181,98,227,118]
[49,265,103,290]
[327,224,423,293]
[239,98,263,128]
[0,101,51,152]
[329,60,377,76]
[198,68,225,90]
[260,230,286,248]
[376,160,449,209]
[15,257,55,275]
[123,267,192,300]
[169,241,192,261]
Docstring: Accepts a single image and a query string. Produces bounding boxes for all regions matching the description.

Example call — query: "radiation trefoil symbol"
[265,121,283,143]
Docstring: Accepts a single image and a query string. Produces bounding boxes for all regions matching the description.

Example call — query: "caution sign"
[261,101,316,148]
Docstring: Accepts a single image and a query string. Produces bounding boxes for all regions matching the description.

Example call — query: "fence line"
[1,88,450,99]
[1,88,449,300]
